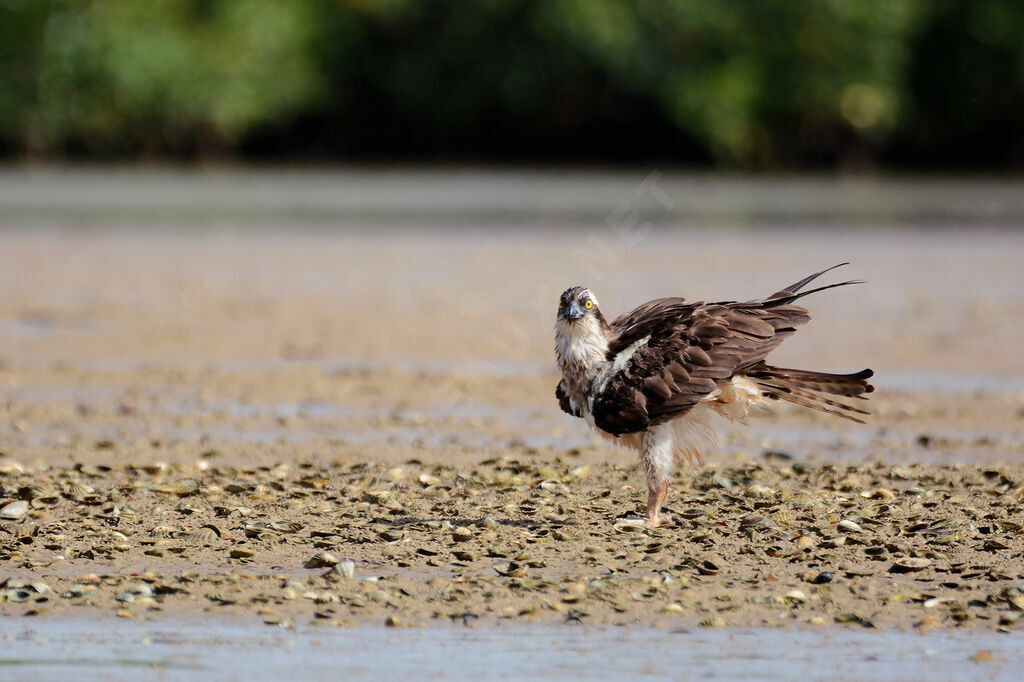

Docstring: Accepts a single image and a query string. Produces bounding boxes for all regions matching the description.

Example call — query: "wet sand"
[1,173,1023,660]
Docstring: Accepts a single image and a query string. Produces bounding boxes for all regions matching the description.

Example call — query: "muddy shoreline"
[2,453,1023,631]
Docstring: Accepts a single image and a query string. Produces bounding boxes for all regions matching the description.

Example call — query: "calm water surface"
[0,618,1020,681]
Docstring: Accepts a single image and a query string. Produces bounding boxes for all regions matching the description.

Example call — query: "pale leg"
[644,479,669,527]
[616,425,675,529]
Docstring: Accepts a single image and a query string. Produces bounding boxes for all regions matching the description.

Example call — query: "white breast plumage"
[555,314,610,416]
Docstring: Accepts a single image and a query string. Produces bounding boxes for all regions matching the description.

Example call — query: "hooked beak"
[566,301,585,320]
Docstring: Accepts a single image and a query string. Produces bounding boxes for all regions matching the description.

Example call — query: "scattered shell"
[837,520,863,533]
[116,584,153,603]
[0,461,25,475]
[493,561,526,577]
[836,613,876,628]
[810,571,835,585]
[890,557,932,573]
[745,485,775,499]
[924,597,958,609]
[612,518,646,533]
[305,551,339,569]
[367,590,390,604]
[327,561,356,580]
[154,479,201,496]
[739,515,776,532]
[0,501,28,519]
[5,589,33,603]
[268,520,303,533]
[697,559,721,576]
[795,536,815,551]
[65,481,94,497]
[63,585,99,599]
[186,526,221,545]
[452,527,474,542]
[785,590,808,603]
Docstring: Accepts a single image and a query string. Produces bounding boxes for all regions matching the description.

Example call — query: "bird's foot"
[612,513,665,531]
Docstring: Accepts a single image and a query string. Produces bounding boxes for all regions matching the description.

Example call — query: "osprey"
[554,264,874,528]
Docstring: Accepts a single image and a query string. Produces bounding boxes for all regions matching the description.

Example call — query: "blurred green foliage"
[0,0,324,154]
[0,0,1021,166]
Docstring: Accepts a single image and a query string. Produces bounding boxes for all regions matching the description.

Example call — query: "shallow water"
[3,168,1023,227]
[2,369,1021,463]
[3,389,1020,464]
[0,618,1019,681]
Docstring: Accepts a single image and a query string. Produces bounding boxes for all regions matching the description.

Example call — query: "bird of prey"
[554,264,874,528]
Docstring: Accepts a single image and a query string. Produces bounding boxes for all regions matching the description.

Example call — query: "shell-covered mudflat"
[2,451,1023,630]
[1,229,1023,632]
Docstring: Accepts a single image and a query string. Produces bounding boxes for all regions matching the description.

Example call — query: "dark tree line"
[2,0,1022,167]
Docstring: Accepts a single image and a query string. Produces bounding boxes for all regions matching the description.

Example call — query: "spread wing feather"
[592,300,810,434]
[591,274,863,436]
[607,297,689,356]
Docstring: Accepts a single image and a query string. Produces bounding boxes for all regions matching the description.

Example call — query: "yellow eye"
[558,301,564,308]
[585,299,593,309]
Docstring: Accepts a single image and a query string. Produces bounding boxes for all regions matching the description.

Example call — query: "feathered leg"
[617,425,675,528]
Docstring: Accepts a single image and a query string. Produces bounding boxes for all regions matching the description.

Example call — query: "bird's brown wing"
[607,297,689,356]
[592,299,811,435]
[555,379,580,418]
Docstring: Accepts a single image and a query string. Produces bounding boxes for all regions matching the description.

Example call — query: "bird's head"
[557,286,599,323]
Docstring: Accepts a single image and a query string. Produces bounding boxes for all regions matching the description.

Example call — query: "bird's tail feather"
[771,262,850,298]
[746,363,875,424]
[761,279,865,308]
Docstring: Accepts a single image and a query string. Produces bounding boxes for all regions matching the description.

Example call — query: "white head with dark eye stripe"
[557,286,599,323]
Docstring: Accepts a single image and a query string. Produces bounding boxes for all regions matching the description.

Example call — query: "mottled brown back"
[592,297,813,434]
